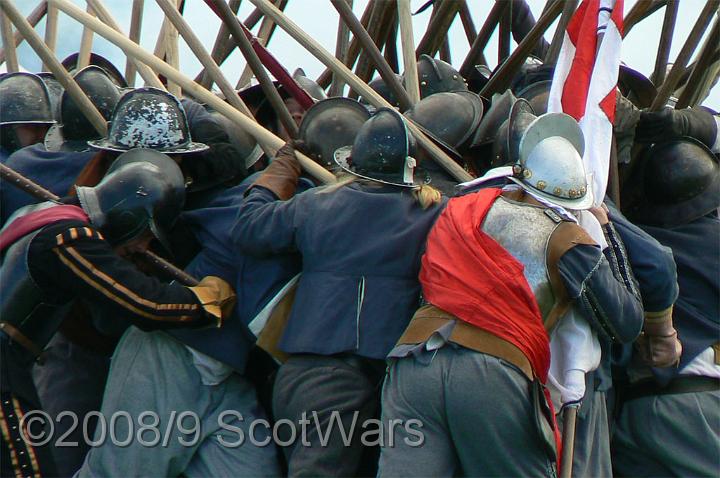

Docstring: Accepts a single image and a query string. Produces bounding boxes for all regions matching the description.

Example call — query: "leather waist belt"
[623,376,720,402]
[0,322,43,358]
[397,305,534,381]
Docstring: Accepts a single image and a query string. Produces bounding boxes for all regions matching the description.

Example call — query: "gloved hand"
[635,107,717,147]
[187,276,236,328]
[249,140,304,200]
[636,308,682,368]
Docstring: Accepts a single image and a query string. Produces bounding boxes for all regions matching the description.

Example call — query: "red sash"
[0,205,89,252]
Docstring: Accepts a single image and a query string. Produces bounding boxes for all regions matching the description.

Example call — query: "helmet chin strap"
[403,156,417,185]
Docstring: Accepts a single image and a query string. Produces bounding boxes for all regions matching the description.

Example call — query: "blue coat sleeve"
[232,186,301,257]
[558,226,644,344]
[606,201,679,312]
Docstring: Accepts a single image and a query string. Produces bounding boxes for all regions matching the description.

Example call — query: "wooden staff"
[77,3,95,69]
[86,0,165,89]
[246,0,473,182]
[0,9,18,72]
[154,0,273,158]
[331,0,411,110]
[458,0,477,47]
[316,0,375,89]
[0,1,46,66]
[330,0,353,97]
[544,0,578,65]
[415,0,461,59]
[236,0,288,90]
[676,14,720,109]
[498,0,511,63]
[1,0,107,136]
[350,0,396,99]
[384,15,399,72]
[560,404,580,478]
[49,0,335,184]
[651,0,678,85]
[459,0,508,77]
[198,0,241,89]
[479,0,564,97]
[397,0,420,104]
[623,0,666,38]
[125,0,145,87]
[163,0,182,97]
[42,1,59,70]
[650,0,719,111]
[207,0,299,139]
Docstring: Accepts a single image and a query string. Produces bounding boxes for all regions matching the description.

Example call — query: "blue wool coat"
[233,182,447,359]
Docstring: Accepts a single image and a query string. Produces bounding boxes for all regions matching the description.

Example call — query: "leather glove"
[636,308,682,368]
[635,107,717,147]
[250,141,303,200]
[187,276,236,328]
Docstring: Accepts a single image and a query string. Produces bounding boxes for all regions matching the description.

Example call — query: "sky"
[6,0,719,109]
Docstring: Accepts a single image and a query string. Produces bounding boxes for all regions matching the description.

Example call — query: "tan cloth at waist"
[397,304,534,381]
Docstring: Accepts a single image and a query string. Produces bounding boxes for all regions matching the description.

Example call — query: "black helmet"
[465,64,492,93]
[414,54,467,98]
[405,91,484,154]
[59,66,122,143]
[293,68,327,102]
[88,87,207,154]
[37,73,64,121]
[76,148,186,250]
[208,111,263,170]
[501,98,536,167]
[626,137,720,227]
[0,73,55,126]
[517,80,551,115]
[299,97,371,168]
[360,75,403,107]
[470,89,517,147]
[618,65,656,109]
[333,108,426,188]
[61,52,128,88]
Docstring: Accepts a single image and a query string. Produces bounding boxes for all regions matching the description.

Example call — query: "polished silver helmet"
[509,112,593,210]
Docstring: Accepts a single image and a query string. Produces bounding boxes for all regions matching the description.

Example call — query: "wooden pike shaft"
[459,0,508,77]
[207,0,299,139]
[675,14,720,109]
[0,9,18,72]
[330,0,353,97]
[651,0,678,85]
[199,0,241,90]
[0,0,46,65]
[125,0,145,87]
[235,0,288,90]
[350,0,393,98]
[86,0,165,89]
[163,0,182,97]
[498,0,511,63]
[544,0,578,65]
[77,3,95,69]
[42,2,59,71]
[458,0,477,47]
[479,0,563,97]
[49,0,335,184]
[623,0,666,38]
[1,0,107,137]
[397,0,420,105]
[247,0,473,182]
[331,0,411,110]
[560,405,579,478]
[650,0,720,111]
[415,0,460,59]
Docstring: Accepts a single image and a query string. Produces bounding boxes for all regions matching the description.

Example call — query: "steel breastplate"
[1,229,68,352]
[481,196,563,320]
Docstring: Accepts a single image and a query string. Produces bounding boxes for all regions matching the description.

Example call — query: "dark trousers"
[272,354,385,478]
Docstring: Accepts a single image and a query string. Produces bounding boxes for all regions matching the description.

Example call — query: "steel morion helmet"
[88,87,207,154]
[333,108,426,188]
[299,97,371,168]
[292,68,327,102]
[0,73,55,126]
[509,112,593,210]
[60,66,122,143]
[37,73,64,121]
[414,54,468,98]
[75,148,186,250]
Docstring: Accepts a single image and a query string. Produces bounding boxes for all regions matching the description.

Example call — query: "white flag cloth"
[546,0,624,408]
